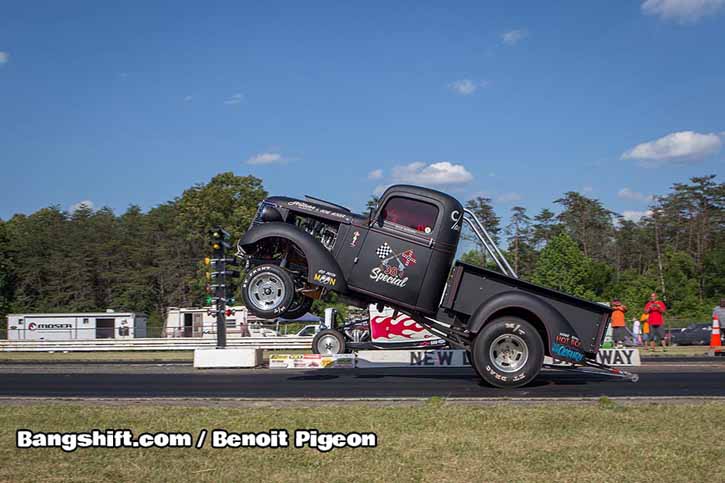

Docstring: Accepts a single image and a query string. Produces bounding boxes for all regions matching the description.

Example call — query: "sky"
[1,0,724,223]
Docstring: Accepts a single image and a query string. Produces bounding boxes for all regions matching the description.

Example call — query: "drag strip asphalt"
[0,360,723,399]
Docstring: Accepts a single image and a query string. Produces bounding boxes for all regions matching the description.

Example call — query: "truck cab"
[338,185,463,315]
[238,184,463,317]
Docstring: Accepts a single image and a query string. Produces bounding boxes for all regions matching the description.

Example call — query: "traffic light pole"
[216,266,227,349]
[208,227,234,350]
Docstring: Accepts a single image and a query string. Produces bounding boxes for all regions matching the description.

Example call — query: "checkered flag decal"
[376,243,392,259]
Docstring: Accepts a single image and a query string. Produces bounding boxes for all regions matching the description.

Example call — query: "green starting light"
[204,295,213,306]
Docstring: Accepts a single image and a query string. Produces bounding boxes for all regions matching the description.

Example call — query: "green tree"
[174,173,267,307]
[505,206,535,276]
[365,195,380,216]
[0,221,15,336]
[463,196,501,267]
[532,233,595,300]
[5,207,67,312]
[555,192,615,262]
[662,250,705,319]
[531,208,560,249]
[606,269,658,317]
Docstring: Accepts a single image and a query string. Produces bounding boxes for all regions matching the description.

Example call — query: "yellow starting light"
[203,257,211,266]
[212,243,221,250]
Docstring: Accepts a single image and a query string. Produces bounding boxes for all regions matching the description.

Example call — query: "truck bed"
[440,261,611,355]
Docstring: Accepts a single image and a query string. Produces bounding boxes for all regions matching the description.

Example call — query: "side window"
[381,197,439,234]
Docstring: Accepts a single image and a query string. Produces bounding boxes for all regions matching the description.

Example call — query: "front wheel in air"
[241,264,295,319]
[312,329,346,355]
[472,316,544,388]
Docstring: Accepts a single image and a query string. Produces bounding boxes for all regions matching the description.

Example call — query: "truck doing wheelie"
[237,185,614,388]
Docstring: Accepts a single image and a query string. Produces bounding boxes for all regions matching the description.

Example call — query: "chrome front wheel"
[248,273,287,311]
[241,264,294,319]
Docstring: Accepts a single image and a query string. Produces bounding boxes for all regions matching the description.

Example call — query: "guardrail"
[0,337,314,352]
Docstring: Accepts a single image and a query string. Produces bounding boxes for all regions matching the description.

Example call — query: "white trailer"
[6,312,147,341]
[163,306,278,338]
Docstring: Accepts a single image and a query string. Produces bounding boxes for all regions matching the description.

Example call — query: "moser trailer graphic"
[7,312,147,340]
[236,184,632,388]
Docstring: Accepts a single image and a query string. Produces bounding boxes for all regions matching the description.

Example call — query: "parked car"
[669,323,711,346]
[294,324,320,337]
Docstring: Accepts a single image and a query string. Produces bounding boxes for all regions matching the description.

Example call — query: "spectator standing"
[644,292,667,351]
[641,313,649,345]
[632,317,642,346]
[611,299,628,348]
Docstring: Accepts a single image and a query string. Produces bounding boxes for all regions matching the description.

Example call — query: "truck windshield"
[381,197,438,234]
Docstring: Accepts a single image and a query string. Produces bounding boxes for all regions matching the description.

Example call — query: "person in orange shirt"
[611,299,628,348]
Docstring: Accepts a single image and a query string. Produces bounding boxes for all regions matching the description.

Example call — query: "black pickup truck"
[237,184,614,388]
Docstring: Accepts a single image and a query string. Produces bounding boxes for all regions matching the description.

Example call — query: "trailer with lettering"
[6,312,147,340]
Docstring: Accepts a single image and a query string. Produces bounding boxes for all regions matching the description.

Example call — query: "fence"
[0,336,313,352]
[0,321,313,341]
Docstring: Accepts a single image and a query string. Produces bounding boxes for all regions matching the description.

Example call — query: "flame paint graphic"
[370,315,427,340]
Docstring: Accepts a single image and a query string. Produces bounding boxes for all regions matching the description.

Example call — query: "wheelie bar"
[544,358,640,383]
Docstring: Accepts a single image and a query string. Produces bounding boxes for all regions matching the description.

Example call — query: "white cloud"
[642,0,725,23]
[496,192,523,203]
[246,152,288,165]
[0,52,9,65]
[224,93,244,105]
[448,79,488,95]
[582,185,594,194]
[391,161,474,186]
[368,169,383,180]
[622,209,653,222]
[621,131,722,166]
[618,187,653,202]
[70,200,94,212]
[502,29,527,45]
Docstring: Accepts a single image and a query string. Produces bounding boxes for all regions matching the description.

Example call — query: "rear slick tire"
[472,316,544,389]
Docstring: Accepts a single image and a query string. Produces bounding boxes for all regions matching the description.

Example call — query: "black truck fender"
[238,222,348,292]
[467,291,587,364]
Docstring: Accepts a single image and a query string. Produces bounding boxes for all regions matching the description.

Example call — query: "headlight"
[260,205,283,222]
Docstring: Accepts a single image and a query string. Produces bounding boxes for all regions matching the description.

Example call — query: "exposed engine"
[295,216,339,251]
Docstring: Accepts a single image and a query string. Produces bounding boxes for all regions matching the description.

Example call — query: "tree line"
[0,173,267,333]
[462,174,723,322]
[0,172,722,336]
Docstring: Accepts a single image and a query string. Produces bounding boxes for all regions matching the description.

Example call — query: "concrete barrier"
[194,348,263,368]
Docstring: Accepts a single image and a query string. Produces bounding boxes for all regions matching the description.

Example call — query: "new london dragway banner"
[270,348,640,369]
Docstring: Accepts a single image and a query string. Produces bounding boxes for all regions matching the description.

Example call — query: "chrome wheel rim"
[489,334,529,373]
[248,273,286,311]
[317,335,341,355]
